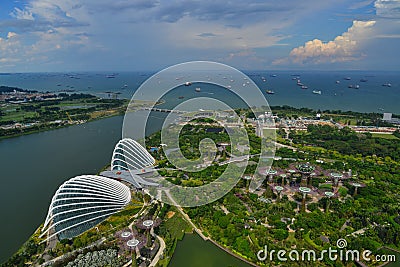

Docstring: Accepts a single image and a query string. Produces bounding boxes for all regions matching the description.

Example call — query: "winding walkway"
[149,229,166,267]
[164,190,209,241]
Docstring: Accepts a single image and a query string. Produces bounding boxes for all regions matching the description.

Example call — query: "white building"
[383,113,392,121]
[40,175,131,241]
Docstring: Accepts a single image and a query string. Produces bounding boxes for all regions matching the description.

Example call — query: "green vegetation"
[0,92,128,139]
[290,124,400,160]
[3,105,399,267]
[394,130,400,139]
[142,111,400,266]
[146,120,260,187]
[155,205,193,267]
[371,133,399,140]
[1,228,46,267]
[64,249,123,267]
[0,85,37,94]
[270,105,399,126]
[3,197,193,267]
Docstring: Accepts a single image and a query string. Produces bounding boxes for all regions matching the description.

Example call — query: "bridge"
[141,107,186,114]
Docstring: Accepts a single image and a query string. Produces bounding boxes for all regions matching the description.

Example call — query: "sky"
[0,0,399,72]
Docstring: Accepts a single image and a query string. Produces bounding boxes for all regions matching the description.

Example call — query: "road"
[149,228,166,267]
[164,190,209,241]
[274,141,297,151]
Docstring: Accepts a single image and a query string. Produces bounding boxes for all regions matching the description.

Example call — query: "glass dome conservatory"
[111,138,155,171]
[40,175,131,241]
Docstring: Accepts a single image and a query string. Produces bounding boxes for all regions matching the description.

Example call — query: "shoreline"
[0,98,167,141]
[2,103,398,142]
[172,201,260,267]
[205,236,260,267]
[0,110,125,141]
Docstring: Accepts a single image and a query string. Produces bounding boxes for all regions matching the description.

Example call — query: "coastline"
[0,98,166,141]
[206,236,260,267]
[0,109,126,141]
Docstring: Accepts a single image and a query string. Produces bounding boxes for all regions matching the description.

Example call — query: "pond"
[169,234,254,267]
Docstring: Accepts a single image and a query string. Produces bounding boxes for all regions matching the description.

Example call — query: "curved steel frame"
[40,175,131,241]
[111,138,155,171]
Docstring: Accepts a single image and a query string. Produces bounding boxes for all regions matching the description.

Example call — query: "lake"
[169,234,253,267]
[0,116,124,263]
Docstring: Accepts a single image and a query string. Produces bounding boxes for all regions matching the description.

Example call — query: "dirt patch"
[166,211,176,219]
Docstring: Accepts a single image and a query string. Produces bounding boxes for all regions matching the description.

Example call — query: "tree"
[218,216,230,229]
[273,229,288,241]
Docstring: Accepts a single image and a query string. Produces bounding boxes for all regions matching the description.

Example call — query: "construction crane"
[65,111,73,123]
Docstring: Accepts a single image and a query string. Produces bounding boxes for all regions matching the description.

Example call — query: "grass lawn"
[319,183,333,190]
[107,202,142,227]
[371,133,399,140]
[303,230,323,250]
[286,231,296,245]
[1,110,37,122]
[164,208,193,240]
[90,109,121,119]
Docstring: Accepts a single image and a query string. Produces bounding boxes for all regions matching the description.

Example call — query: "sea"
[0,70,399,114]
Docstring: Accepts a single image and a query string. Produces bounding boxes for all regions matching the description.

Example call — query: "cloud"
[0,0,340,71]
[374,0,400,18]
[349,0,375,9]
[272,0,400,69]
[6,0,323,70]
[197,48,265,70]
[164,16,288,51]
[95,0,334,24]
[4,1,89,33]
[197,32,218,38]
[0,0,398,71]
[0,32,23,67]
[375,33,400,38]
[7,32,18,38]
[88,0,160,13]
[11,7,35,20]
[275,20,376,65]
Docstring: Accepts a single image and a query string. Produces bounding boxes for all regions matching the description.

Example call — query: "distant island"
[0,85,129,139]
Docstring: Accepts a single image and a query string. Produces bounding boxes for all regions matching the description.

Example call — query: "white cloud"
[11,7,34,20]
[375,0,400,18]
[272,0,400,68]
[375,33,400,38]
[164,17,288,50]
[0,33,23,67]
[0,0,92,70]
[0,0,342,71]
[275,20,376,65]
[349,0,375,9]
[7,32,18,39]
[0,0,399,71]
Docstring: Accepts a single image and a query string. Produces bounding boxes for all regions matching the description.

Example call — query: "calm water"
[380,249,400,267]
[0,116,123,263]
[0,71,399,113]
[169,234,253,267]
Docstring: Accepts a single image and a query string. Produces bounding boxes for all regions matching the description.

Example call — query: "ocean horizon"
[1,70,399,114]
